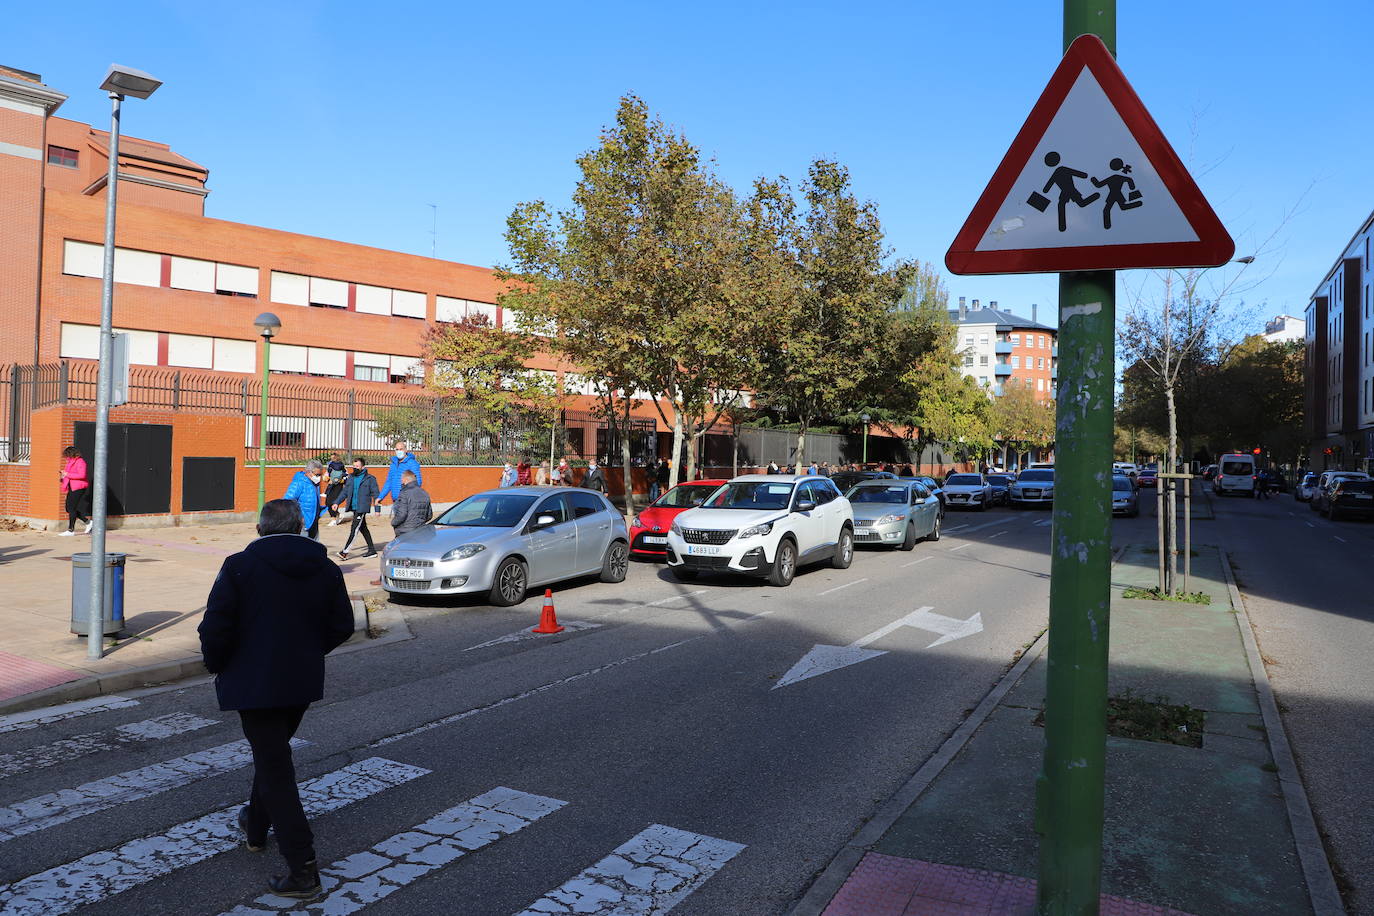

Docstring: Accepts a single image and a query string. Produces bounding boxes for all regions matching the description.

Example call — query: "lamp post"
[86,64,162,662]
[255,313,281,509]
[861,412,871,466]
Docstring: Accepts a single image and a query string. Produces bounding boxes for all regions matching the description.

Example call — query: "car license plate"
[643,535,667,544]
[855,527,872,534]
[390,567,425,579]
[1356,494,1373,500]
[686,545,721,556]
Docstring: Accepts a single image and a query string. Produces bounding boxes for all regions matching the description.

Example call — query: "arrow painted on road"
[772,606,984,689]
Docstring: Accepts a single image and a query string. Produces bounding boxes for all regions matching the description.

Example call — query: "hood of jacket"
[243,533,330,578]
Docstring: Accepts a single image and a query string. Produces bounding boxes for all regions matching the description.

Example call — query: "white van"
[1213,453,1256,496]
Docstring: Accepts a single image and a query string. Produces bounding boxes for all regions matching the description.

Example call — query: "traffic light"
[1252,447,1261,455]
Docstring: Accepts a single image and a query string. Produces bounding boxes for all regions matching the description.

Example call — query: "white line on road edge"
[514,824,745,916]
[370,611,775,749]
[901,557,933,569]
[1306,522,1315,528]
[0,696,139,735]
[942,524,969,532]
[465,621,603,651]
[1334,536,1347,543]
[221,786,566,916]
[949,544,973,552]
[0,737,305,843]
[646,590,709,607]
[1035,519,1053,527]
[819,579,868,596]
[0,757,429,916]
[987,530,1008,539]
[1219,551,1346,916]
[0,712,218,779]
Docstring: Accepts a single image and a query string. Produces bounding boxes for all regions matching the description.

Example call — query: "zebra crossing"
[0,697,747,916]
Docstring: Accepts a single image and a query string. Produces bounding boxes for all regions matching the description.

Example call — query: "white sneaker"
[59,530,75,537]
[83,521,93,534]
[329,518,341,526]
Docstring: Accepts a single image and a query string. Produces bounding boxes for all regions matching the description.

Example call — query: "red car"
[629,479,729,558]
[1137,467,1158,488]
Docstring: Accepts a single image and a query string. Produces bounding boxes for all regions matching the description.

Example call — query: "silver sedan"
[844,480,942,549]
[380,486,629,606]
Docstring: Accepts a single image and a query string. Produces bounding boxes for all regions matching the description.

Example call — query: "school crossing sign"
[946,35,1233,275]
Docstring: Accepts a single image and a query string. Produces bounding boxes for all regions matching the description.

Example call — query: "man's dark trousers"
[343,514,373,553]
[239,705,313,866]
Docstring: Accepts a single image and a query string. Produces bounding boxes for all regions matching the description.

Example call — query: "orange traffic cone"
[531,588,564,634]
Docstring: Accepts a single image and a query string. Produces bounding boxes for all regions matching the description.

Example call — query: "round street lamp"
[254,313,281,510]
[861,413,872,466]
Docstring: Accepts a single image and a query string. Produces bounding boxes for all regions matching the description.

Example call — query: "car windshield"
[1302,475,1316,485]
[848,484,908,504]
[704,481,795,510]
[1018,470,1054,482]
[655,483,722,509]
[435,493,536,528]
[1221,461,1252,475]
[987,475,1014,486]
[917,477,941,489]
[1112,477,1134,491]
[947,475,983,486]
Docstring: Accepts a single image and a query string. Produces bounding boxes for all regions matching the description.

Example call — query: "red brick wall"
[0,102,43,365]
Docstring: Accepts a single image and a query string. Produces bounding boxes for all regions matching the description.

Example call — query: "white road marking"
[0,757,428,916]
[987,530,1008,539]
[949,543,973,552]
[0,737,304,842]
[774,606,984,688]
[1035,519,1053,527]
[901,556,933,568]
[646,590,708,607]
[0,696,139,735]
[943,524,969,532]
[221,787,565,916]
[465,621,602,651]
[515,824,745,916]
[819,578,868,596]
[0,712,217,779]
[1287,511,1295,517]
[372,611,775,749]
[1306,522,1315,528]
[1334,536,1347,543]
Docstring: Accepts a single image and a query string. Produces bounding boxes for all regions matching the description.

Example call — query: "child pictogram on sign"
[1026,151,1100,232]
[1090,158,1143,229]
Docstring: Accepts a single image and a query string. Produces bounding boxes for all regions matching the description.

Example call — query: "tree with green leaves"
[989,380,1056,468]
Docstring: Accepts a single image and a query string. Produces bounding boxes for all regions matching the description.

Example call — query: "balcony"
[992,384,1005,397]
[995,363,1013,376]
[995,342,1014,354]
[1051,345,1058,357]
[1051,367,1058,380]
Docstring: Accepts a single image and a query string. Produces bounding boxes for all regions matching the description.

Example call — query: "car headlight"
[670,521,683,536]
[441,543,487,562]
[631,515,643,528]
[739,521,774,538]
[876,514,905,525]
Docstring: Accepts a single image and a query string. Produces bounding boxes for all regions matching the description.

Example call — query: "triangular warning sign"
[946,35,1233,275]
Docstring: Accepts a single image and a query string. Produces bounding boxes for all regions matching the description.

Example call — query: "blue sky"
[11,1,1369,330]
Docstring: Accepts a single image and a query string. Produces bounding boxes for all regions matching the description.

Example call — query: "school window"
[1038,335,1046,348]
[1011,356,1020,368]
[47,145,78,168]
[1011,334,1020,346]
[980,355,989,366]
[354,365,387,383]
[266,430,305,448]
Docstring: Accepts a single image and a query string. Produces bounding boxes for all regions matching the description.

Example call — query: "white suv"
[665,475,854,586]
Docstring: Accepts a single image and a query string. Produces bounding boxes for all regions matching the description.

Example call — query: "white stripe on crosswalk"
[220,786,566,915]
[0,713,218,779]
[515,824,745,916]
[0,757,428,916]
[0,696,139,735]
[0,737,305,842]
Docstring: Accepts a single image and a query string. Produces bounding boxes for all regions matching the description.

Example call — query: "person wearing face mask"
[378,442,422,513]
[283,460,325,540]
[338,457,379,560]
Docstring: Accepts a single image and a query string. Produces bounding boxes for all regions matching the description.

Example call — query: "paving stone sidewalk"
[797,542,1336,916]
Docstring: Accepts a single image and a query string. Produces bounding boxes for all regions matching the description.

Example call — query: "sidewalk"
[0,512,415,716]
[794,542,1342,916]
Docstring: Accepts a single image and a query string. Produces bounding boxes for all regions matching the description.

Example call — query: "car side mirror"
[796,499,817,513]
[533,514,557,529]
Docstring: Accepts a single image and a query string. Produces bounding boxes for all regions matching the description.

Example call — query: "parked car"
[911,476,948,515]
[1324,478,1374,521]
[845,479,941,549]
[1136,466,1158,488]
[628,479,728,559]
[1266,468,1289,493]
[665,475,853,586]
[943,473,995,511]
[380,487,629,606]
[829,470,898,493]
[1111,474,1140,517]
[1201,464,1219,481]
[1113,462,1139,479]
[1312,471,1372,515]
[1295,472,1319,502]
[986,473,1015,505]
[1008,468,1055,507]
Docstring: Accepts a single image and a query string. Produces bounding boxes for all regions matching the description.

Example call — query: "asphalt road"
[1208,486,1374,915]
[0,503,1057,916]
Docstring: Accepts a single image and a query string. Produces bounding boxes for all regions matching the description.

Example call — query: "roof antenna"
[429,204,437,258]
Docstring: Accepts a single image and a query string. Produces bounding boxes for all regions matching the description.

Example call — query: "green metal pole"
[257,336,270,510]
[863,423,869,465]
[1037,5,1116,914]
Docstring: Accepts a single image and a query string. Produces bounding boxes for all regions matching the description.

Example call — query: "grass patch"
[1122,585,1210,603]
[1034,688,1204,747]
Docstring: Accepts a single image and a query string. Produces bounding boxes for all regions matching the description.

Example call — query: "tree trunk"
[668,406,684,490]
[620,398,636,517]
[794,423,807,472]
[685,411,700,483]
[1165,381,1180,595]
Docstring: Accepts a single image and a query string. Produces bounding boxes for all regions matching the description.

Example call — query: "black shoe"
[360,550,378,558]
[268,861,321,899]
[237,807,266,853]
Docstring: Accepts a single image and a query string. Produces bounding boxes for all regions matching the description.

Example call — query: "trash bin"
[70,552,127,636]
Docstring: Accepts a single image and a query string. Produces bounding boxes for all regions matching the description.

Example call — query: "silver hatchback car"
[380,486,630,606]
[845,479,942,548]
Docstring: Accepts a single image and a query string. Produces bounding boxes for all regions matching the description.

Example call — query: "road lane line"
[221,787,566,916]
[902,556,933,568]
[647,590,708,606]
[943,524,969,532]
[1334,536,1347,543]
[949,544,973,552]
[0,712,218,779]
[819,578,868,596]
[0,737,305,843]
[0,696,139,736]
[987,530,1008,539]
[0,757,428,916]
[514,824,745,916]
[1306,522,1315,528]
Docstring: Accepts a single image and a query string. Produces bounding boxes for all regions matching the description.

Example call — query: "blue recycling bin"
[70,552,126,636]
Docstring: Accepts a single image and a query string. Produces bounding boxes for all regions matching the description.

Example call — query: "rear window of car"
[1338,481,1374,494]
[947,475,983,486]
[1221,461,1252,476]
[1018,470,1054,482]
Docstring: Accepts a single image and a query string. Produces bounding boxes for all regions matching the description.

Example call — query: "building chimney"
[972,299,980,310]
[958,296,967,321]
[1032,303,1038,323]
[989,300,998,311]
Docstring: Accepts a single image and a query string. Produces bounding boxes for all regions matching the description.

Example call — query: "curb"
[1219,549,1346,916]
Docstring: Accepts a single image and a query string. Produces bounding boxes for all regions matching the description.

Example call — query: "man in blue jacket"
[378,441,422,507]
[283,460,324,539]
[199,499,354,898]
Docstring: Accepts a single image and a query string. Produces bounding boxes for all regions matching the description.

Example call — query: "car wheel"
[599,541,629,583]
[488,557,527,607]
[769,539,797,587]
[831,527,854,569]
[978,499,987,512]
[925,514,942,542]
[899,523,917,551]
[671,566,698,581]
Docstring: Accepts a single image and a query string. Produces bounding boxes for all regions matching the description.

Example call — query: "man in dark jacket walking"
[390,470,432,536]
[198,499,354,898]
[583,459,607,493]
[337,456,380,559]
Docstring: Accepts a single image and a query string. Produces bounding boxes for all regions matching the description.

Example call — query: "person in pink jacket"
[60,446,92,536]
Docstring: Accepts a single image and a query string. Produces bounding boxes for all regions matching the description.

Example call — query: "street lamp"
[86,64,162,661]
[861,412,871,466]
[254,313,281,509]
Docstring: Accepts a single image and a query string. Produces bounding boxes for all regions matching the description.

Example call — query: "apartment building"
[948,298,1058,399]
[1262,314,1305,345]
